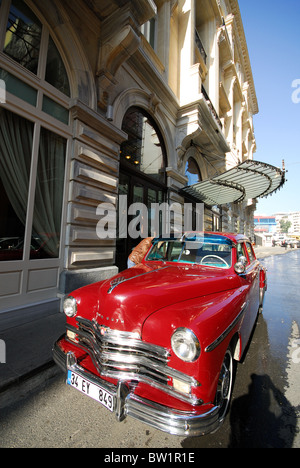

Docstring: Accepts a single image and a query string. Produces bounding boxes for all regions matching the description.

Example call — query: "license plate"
[67,370,115,412]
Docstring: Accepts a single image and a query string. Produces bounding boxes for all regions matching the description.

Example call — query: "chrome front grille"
[77,317,170,385]
[69,317,200,405]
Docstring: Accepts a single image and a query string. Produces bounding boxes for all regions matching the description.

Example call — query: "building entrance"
[116,107,167,271]
[116,171,166,271]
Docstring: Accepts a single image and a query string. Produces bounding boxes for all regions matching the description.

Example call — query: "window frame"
[141,16,157,51]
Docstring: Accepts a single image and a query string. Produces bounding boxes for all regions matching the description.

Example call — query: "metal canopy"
[181,159,286,206]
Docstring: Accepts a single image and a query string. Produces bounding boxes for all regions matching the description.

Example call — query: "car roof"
[183,231,250,243]
[207,232,249,243]
[154,232,250,244]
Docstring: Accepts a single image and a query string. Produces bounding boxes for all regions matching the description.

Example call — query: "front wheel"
[215,348,234,423]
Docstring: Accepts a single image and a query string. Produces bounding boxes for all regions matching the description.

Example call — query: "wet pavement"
[184,248,300,448]
[0,249,299,448]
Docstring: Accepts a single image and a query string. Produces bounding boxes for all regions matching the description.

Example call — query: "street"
[0,249,299,448]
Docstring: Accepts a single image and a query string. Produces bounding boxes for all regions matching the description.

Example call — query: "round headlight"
[171,328,200,362]
[63,296,77,318]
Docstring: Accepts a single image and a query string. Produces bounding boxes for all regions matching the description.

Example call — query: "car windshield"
[146,234,233,268]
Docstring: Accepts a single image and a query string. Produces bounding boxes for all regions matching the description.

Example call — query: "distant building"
[254,212,300,245]
[275,212,300,236]
[254,216,277,234]
[254,215,277,246]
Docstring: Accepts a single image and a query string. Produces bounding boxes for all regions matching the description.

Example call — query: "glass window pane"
[0,109,34,261]
[148,188,157,237]
[185,157,201,185]
[42,95,69,124]
[149,18,156,49]
[237,243,246,260]
[118,173,129,197]
[142,117,163,178]
[0,68,37,106]
[133,185,144,204]
[246,242,255,262]
[45,36,70,96]
[30,128,66,260]
[4,0,42,74]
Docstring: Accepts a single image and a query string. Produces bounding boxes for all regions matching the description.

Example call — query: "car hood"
[80,262,240,334]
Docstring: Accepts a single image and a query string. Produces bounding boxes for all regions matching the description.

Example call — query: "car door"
[238,241,260,352]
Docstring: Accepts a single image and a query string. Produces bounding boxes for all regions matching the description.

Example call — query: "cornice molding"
[226,0,258,115]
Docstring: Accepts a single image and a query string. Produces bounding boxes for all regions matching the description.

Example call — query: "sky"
[238,0,300,215]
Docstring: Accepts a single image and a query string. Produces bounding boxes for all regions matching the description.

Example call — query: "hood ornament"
[107,276,126,294]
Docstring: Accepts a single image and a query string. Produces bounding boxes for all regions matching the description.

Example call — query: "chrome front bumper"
[53,340,221,437]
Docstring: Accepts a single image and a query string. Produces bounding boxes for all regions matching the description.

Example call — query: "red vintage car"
[53,232,267,437]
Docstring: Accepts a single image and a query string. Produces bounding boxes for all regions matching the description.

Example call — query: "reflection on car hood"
[90,262,240,334]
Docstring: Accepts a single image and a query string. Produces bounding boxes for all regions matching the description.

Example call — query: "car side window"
[237,242,247,260]
[245,242,255,262]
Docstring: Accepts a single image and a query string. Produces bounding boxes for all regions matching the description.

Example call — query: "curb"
[0,361,63,411]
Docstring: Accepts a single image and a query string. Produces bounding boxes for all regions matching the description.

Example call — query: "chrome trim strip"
[205,302,248,353]
[107,276,126,294]
[126,394,220,437]
[107,266,170,294]
[78,318,170,360]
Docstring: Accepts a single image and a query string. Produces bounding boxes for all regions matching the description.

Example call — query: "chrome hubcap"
[216,349,233,420]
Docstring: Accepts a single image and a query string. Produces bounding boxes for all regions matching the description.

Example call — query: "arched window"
[184,157,203,232]
[2,0,70,97]
[117,107,167,271]
[0,0,70,123]
[120,107,166,184]
[0,0,71,266]
[185,157,202,185]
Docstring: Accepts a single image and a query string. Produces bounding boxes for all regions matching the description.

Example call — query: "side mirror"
[234,256,247,274]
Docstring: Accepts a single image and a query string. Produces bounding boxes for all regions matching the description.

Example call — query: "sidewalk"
[0,304,66,406]
[254,245,299,259]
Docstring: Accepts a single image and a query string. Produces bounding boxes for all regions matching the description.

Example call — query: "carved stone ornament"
[96,0,157,110]
[97,23,140,109]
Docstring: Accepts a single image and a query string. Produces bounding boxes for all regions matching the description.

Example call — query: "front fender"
[142,287,248,403]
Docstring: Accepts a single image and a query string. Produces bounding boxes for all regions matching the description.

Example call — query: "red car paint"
[53,232,267,436]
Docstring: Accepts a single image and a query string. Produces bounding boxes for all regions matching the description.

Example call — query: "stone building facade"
[0,0,262,317]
